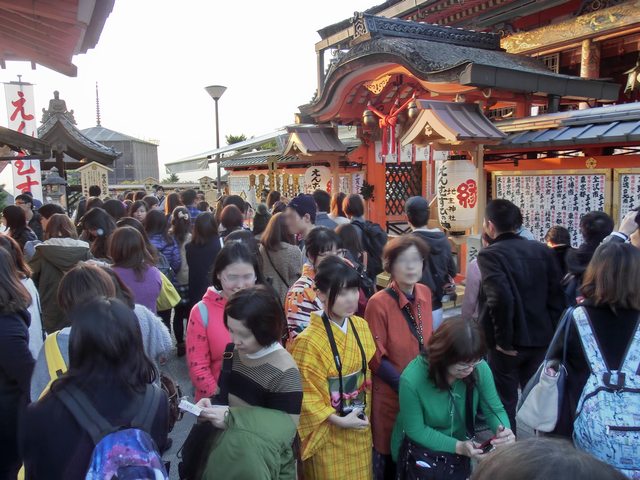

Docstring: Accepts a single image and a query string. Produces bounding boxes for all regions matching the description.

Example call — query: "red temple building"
[166,1,640,267]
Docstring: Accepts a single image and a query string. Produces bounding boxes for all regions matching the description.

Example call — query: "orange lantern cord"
[367,95,415,156]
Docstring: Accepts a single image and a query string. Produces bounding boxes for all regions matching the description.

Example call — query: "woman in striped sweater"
[197,286,302,479]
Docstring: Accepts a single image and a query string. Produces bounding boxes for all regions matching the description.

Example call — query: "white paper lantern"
[436,159,478,231]
[304,166,332,192]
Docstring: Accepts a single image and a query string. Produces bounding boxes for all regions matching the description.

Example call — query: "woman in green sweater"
[392,317,514,479]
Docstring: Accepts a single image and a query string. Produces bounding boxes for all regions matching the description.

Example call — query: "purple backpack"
[57,384,169,480]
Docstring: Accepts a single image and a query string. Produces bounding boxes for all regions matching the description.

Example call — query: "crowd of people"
[0,184,637,480]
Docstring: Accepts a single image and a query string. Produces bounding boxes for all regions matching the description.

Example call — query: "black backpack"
[352,220,388,282]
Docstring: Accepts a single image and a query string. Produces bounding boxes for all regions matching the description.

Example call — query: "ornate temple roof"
[37,92,120,166]
[302,14,620,119]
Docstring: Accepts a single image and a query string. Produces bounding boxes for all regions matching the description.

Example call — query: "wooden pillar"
[473,145,486,235]
[514,96,531,118]
[580,39,601,109]
[330,156,339,197]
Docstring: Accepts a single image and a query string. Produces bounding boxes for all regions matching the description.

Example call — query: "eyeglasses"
[317,250,344,260]
[452,360,482,372]
[221,272,257,284]
[395,256,424,268]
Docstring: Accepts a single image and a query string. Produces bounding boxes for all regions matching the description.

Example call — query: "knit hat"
[288,194,317,224]
[252,203,271,235]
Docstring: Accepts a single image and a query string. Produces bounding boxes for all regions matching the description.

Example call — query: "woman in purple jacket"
[110,226,162,313]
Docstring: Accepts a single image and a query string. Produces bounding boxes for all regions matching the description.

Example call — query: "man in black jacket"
[406,196,457,330]
[478,199,564,431]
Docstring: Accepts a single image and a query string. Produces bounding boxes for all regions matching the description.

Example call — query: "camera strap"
[321,312,367,416]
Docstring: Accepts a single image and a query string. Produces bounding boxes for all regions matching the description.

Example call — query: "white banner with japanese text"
[12,157,43,201]
[4,83,37,137]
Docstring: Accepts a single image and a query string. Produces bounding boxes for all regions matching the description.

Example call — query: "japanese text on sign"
[495,173,607,245]
[618,173,640,224]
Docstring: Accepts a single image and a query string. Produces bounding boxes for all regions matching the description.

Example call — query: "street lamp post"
[205,85,227,195]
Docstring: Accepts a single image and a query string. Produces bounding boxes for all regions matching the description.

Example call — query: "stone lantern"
[42,166,68,208]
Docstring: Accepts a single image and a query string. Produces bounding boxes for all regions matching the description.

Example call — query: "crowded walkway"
[0,187,638,480]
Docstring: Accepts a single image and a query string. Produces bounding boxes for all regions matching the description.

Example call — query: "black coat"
[0,309,34,477]
[478,233,564,350]
[186,236,222,308]
[412,230,457,310]
[20,379,169,479]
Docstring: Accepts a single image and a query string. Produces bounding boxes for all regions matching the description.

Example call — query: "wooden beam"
[12,10,71,34]
[0,0,78,25]
[0,12,77,50]
[0,31,77,76]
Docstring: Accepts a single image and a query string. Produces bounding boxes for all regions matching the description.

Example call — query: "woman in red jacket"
[365,235,433,480]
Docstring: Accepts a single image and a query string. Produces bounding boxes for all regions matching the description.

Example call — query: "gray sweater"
[30,304,172,400]
[259,243,304,306]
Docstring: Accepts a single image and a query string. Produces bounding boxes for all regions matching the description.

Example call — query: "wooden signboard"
[613,169,640,225]
[492,169,611,246]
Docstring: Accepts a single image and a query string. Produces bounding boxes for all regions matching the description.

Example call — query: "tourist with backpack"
[345,193,388,283]
[186,242,264,401]
[405,196,457,330]
[30,263,172,401]
[0,248,34,479]
[364,235,433,480]
[20,297,170,479]
[557,242,640,478]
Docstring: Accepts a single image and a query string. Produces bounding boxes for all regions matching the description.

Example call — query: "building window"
[487,107,516,120]
[542,53,560,73]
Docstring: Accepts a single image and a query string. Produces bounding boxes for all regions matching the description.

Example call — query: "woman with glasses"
[290,255,376,479]
[186,241,265,401]
[364,235,433,480]
[392,317,514,480]
[285,226,341,341]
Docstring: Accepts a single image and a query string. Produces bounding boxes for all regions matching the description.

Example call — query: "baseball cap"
[288,194,317,224]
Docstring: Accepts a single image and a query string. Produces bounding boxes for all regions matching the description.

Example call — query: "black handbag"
[396,380,474,480]
[397,439,470,480]
[177,343,235,480]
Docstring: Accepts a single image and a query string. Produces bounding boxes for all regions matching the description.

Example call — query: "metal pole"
[215,98,221,195]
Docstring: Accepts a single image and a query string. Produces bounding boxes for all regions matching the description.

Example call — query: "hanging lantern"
[304,165,332,192]
[436,157,478,232]
[362,108,377,127]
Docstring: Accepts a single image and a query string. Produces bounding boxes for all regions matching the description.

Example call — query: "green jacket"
[203,406,297,480]
[391,356,510,461]
[29,239,91,333]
